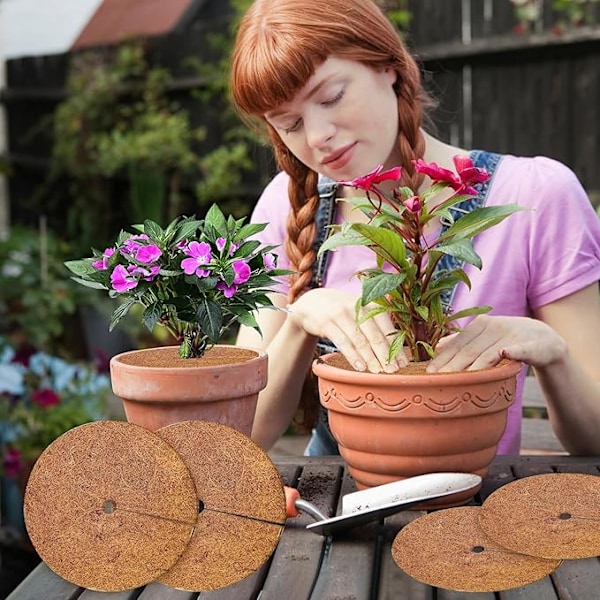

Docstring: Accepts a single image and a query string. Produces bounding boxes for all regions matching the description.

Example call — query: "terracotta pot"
[110,345,267,436]
[312,353,522,504]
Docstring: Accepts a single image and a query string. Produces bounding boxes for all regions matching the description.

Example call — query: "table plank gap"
[138,582,197,599]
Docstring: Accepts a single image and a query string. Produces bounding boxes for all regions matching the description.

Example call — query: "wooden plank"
[6,563,81,600]
[499,576,559,599]
[377,512,431,600]
[138,582,197,600]
[552,558,600,599]
[309,468,377,600]
[256,463,343,600]
[522,377,546,409]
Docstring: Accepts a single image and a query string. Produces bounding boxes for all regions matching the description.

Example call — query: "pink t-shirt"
[250,154,600,454]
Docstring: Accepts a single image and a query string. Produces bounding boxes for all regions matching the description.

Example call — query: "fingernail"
[354,360,366,371]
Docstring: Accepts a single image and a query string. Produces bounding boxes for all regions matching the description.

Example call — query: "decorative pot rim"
[312,352,523,385]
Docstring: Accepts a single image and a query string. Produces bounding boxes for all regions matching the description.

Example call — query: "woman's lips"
[321,143,355,171]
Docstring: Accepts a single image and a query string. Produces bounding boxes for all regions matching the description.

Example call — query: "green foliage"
[47,43,204,253]
[0,339,110,472]
[320,161,526,363]
[0,225,92,355]
[65,204,291,358]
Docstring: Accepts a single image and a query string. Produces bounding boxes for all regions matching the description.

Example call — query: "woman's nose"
[304,112,335,149]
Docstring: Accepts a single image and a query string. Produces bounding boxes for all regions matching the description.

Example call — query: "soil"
[116,345,258,368]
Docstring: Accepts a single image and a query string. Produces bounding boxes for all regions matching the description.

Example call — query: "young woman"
[230,0,600,456]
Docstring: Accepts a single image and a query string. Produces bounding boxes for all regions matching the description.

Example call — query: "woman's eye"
[322,89,344,106]
[283,119,302,134]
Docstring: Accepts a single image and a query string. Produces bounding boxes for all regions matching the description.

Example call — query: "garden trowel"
[285,472,482,535]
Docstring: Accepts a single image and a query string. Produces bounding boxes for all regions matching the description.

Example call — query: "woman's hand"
[287,288,405,373]
[427,314,568,373]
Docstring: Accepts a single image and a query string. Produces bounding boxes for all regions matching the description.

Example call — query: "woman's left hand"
[427,314,568,373]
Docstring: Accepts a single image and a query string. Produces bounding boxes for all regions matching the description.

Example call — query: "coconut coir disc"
[391,506,560,592]
[479,473,600,560]
[157,420,286,591]
[23,421,197,592]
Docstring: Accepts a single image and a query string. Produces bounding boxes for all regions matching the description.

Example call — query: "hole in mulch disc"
[103,499,116,514]
[558,512,572,520]
[471,545,485,553]
[198,499,205,513]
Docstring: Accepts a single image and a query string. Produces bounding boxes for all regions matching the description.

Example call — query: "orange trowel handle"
[284,486,301,517]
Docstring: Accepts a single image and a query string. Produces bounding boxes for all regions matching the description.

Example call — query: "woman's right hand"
[287,288,404,373]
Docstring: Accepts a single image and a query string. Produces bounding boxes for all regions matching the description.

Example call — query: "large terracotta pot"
[110,345,267,436]
[312,353,522,500]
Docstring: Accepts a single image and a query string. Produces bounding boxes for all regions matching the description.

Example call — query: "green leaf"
[319,229,370,254]
[388,331,406,362]
[440,205,527,242]
[197,299,222,341]
[205,203,227,235]
[69,276,108,290]
[435,238,482,269]
[415,306,429,321]
[361,273,406,305]
[446,305,492,322]
[109,298,137,331]
[144,220,164,241]
[142,303,162,331]
[351,223,407,266]
[64,259,97,276]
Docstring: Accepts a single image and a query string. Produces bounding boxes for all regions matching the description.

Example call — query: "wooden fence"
[1,0,599,234]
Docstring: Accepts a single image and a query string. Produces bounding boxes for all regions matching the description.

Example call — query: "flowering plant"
[0,339,110,476]
[65,204,288,358]
[320,156,524,363]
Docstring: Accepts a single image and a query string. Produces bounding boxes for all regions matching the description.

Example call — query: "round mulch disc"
[479,473,600,559]
[391,506,560,592]
[23,421,197,592]
[157,420,287,591]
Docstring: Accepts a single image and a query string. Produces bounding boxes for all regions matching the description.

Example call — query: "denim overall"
[305,150,503,456]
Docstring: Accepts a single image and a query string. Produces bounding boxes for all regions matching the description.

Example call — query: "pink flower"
[110,264,139,292]
[338,165,402,191]
[216,237,227,252]
[135,244,162,264]
[3,448,23,478]
[403,196,423,214]
[32,388,61,408]
[131,264,161,282]
[263,253,276,271]
[92,247,115,270]
[181,241,213,276]
[232,260,251,284]
[216,281,237,298]
[121,235,150,255]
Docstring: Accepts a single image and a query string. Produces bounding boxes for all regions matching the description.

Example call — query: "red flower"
[3,447,23,478]
[414,156,488,196]
[338,165,402,191]
[32,388,61,408]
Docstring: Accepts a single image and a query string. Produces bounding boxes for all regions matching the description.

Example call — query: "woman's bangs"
[235,37,322,115]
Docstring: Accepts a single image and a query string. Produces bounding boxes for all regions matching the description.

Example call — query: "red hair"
[231,0,430,303]
[231,0,431,429]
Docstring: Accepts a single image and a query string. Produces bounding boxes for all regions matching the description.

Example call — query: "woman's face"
[264,57,400,181]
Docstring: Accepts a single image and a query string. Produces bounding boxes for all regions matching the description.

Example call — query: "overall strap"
[310,176,338,288]
[436,150,503,309]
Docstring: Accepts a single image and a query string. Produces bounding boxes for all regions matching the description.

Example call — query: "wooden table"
[8,455,600,600]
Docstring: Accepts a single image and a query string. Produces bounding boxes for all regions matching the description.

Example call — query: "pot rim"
[312,352,523,385]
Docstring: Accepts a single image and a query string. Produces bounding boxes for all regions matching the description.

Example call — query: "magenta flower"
[121,234,150,255]
[110,264,139,292]
[403,196,423,214]
[92,247,115,270]
[338,165,402,191]
[131,264,161,282]
[135,244,162,264]
[263,253,276,271]
[32,388,61,408]
[216,281,237,298]
[181,241,213,276]
[216,237,227,253]
[3,448,23,478]
[232,260,251,285]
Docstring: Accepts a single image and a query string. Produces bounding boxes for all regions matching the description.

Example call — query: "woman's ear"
[385,67,398,86]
